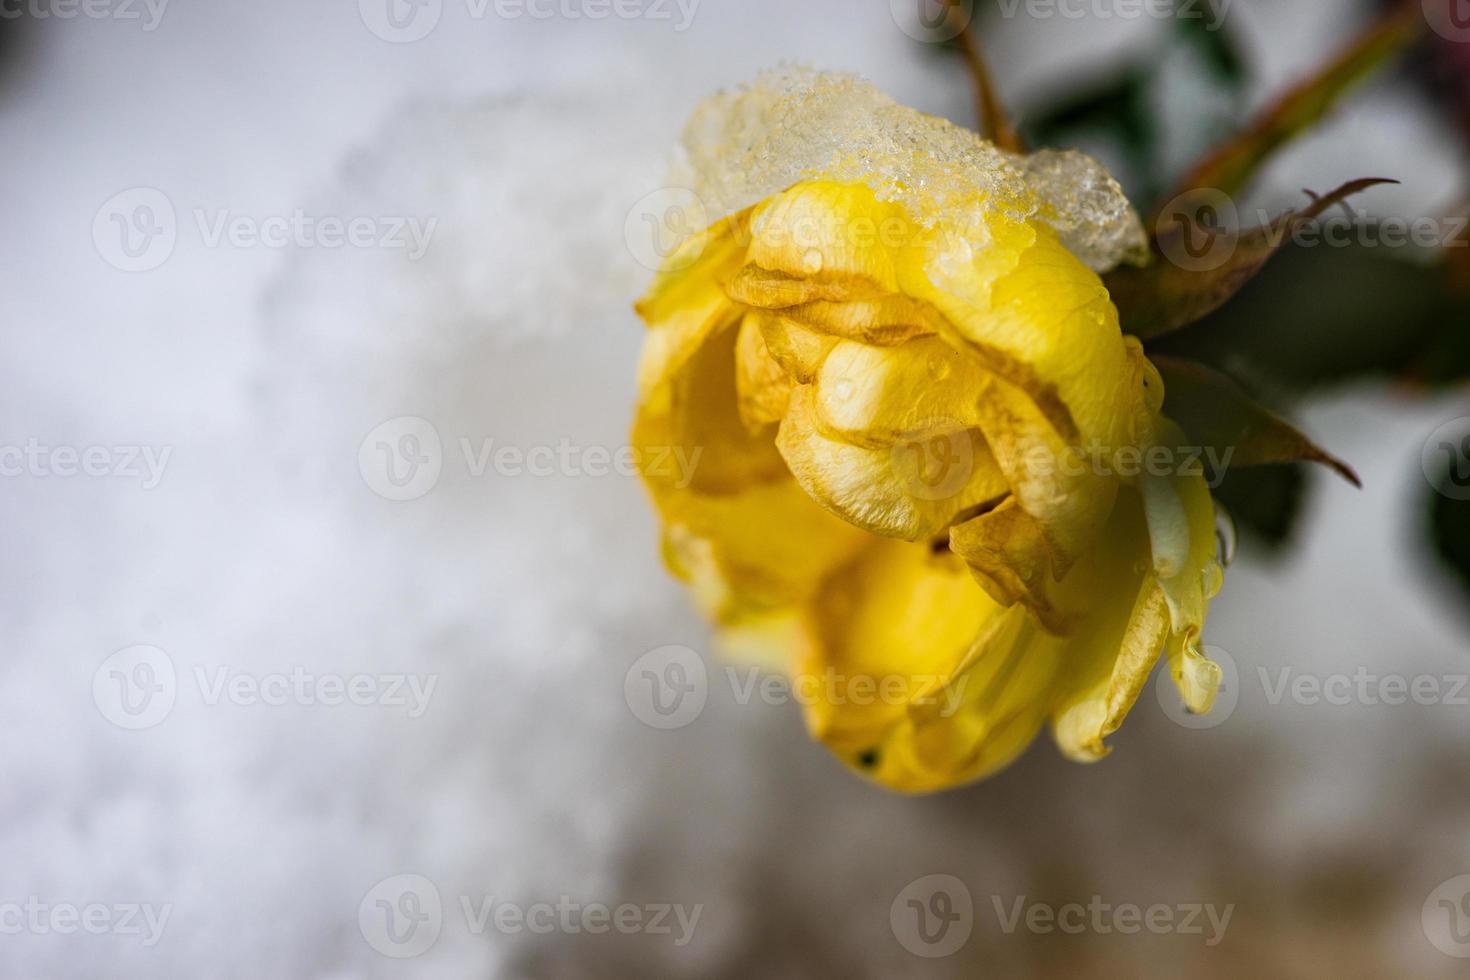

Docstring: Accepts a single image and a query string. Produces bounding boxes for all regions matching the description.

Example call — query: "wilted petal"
[750,309,835,384]
[1051,578,1172,762]
[648,321,789,495]
[798,539,1000,755]
[659,479,870,621]
[905,217,1138,453]
[779,293,940,347]
[886,618,1060,793]
[949,497,1063,628]
[1142,422,1224,638]
[967,371,1117,576]
[792,533,1067,793]
[810,337,990,449]
[734,312,792,432]
[1046,488,1204,762]
[741,181,908,299]
[635,212,751,397]
[777,385,1008,541]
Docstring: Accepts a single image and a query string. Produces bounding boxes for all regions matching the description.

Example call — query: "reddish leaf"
[1153,355,1361,487]
[1107,177,1398,340]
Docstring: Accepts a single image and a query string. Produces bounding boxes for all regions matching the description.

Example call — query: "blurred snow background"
[2,0,1470,976]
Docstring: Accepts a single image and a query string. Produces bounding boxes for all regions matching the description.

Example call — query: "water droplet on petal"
[1201,561,1224,600]
[927,354,951,380]
[1214,505,1237,568]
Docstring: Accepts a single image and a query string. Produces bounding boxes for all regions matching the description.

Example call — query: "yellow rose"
[631,70,1223,793]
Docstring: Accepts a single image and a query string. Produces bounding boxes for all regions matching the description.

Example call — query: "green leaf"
[1108,178,1397,340]
[1172,0,1246,88]
[1160,5,1421,205]
[1149,243,1470,391]
[1153,355,1360,486]
[1428,457,1470,606]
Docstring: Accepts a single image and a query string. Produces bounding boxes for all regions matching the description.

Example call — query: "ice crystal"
[672,67,1147,272]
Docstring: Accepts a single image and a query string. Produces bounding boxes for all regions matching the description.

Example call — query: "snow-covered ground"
[3,0,1470,976]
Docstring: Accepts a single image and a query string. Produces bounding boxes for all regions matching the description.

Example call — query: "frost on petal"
[1010,148,1149,272]
[671,67,1146,273]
